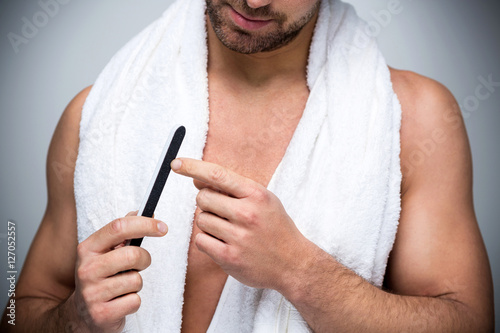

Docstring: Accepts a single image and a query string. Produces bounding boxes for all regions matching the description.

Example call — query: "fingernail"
[171,159,182,171]
[157,222,168,233]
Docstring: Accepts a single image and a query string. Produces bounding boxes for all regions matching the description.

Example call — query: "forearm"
[1,293,86,333]
[280,243,487,332]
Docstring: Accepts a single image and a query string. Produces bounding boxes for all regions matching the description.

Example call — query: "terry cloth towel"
[74,0,402,331]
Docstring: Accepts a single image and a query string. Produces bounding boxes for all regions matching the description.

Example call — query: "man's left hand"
[171,158,312,292]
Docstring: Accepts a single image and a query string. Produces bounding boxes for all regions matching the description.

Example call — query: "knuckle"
[77,263,92,282]
[229,227,240,242]
[143,218,158,233]
[251,187,270,203]
[76,242,87,258]
[183,161,193,174]
[196,189,208,205]
[141,249,152,268]
[246,210,258,224]
[219,245,230,262]
[132,272,143,291]
[124,293,142,315]
[87,286,104,305]
[80,287,95,304]
[195,212,207,229]
[236,208,257,224]
[210,166,228,184]
[225,247,240,266]
[101,285,115,303]
[194,232,204,249]
[124,247,141,267]
[99,304,119,327]
[89,304,105,325]
[237,229,250,245]
[110,218,125,235]
[131,293,142,311]
[109,275,124,292]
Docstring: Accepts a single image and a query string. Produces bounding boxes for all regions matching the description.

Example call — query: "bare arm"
[277,70,494,332]
[1,87,169,332]
[0,87,91,332]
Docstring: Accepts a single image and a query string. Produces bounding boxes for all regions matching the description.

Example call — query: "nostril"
[245,0,272,9]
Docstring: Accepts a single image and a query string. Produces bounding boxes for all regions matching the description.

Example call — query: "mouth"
[229,6,274,31]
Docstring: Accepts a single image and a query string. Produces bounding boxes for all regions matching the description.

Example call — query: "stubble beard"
[206,0,320,54]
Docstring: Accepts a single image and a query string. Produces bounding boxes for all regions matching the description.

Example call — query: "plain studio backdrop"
[1,0,499,328]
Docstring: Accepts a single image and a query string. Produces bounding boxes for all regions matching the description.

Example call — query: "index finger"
[171,158,255,199]
[82,216,168,254]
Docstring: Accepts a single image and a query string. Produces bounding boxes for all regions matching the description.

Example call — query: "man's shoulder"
[389,67,458,119]
[388,68,469,192]
[47,85,93,197]
[71,85,93,114]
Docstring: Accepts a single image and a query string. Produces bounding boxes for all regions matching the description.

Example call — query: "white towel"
[74,0,402,332]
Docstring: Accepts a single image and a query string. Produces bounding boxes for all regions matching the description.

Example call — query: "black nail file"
[126,125,186,247]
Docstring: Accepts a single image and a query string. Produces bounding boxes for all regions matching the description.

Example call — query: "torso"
[178,68,422,332]
[180,74,310,332]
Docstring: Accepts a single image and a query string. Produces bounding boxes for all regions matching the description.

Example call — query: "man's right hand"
[71,212,168,332]
[1,87,170,333]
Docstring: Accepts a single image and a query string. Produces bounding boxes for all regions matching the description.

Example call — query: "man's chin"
[218,34,277,54]
[210,14,300,54]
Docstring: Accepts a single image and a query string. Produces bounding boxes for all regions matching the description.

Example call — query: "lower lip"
[229,7,273,31]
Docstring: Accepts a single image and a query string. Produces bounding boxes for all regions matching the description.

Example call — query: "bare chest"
[180,82,309,332]
[203,81,309,183]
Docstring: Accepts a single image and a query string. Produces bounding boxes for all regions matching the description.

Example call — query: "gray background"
[1,0,499,328]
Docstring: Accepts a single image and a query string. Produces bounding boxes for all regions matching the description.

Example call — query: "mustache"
[226,0,287,23]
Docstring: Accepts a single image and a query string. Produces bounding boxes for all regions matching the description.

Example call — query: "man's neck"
[206,12,319,88]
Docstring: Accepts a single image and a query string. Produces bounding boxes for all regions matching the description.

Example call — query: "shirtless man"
[2,0,494,332]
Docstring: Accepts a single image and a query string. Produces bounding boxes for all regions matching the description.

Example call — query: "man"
[2,0,494,332]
